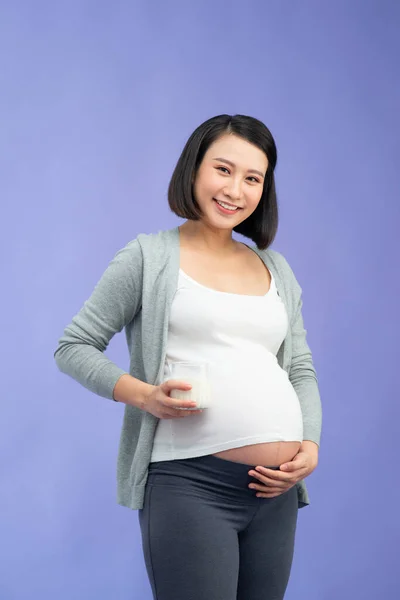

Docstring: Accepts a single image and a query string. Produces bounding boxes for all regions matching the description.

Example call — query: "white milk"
[169,377,212,410]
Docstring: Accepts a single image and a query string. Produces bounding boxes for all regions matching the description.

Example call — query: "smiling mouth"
[213,198,242,211]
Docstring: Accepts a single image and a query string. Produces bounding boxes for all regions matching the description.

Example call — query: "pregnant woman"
[54,114,322,600]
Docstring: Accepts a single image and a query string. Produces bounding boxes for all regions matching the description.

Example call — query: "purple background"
[1,1,399,598]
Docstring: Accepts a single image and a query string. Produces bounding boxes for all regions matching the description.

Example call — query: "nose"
[223,177,243,202]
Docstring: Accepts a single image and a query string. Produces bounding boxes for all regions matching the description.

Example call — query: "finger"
[170,401,199,411]
[162,381,198,410]
[165,409,201,418]
[250,479,291,490]
[250,472,301,488]
[249,483,288,493]
[256,473,305,487]
[254,478,289,489]
[280,458,308,472]
[258,488,285,496]
[256,483,297,498]
[249,468,293,484]
[254,466,303,481]
[163,394,197,409]
[163,379,192,393]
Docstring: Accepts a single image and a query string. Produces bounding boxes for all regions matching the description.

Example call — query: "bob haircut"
[168,114,278,250]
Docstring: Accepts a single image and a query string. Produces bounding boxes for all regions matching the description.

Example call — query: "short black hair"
[168,114,278,250]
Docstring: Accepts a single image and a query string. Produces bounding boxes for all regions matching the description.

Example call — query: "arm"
[54,239,144,400]
[299,440,319,468]
[289,283,322,448]
[113,373,152,408]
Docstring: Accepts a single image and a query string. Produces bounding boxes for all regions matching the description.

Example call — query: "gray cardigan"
[54,226,322,509]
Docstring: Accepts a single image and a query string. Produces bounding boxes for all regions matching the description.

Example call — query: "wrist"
[300,440,319,466]
[113,374,153,410]
[137,381,154,410]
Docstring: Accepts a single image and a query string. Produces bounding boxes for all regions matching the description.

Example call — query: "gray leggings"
[138,454,298,600]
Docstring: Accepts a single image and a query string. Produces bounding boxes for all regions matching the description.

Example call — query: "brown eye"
[216,166,230,174]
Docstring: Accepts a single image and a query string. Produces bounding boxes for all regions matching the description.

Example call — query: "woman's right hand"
[143,380,203,419]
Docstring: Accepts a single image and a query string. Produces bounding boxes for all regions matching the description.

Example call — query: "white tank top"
[150,267,303,462]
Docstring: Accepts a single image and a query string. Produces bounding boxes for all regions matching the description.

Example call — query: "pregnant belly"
[212,441,302,467]
[208,360,303,466]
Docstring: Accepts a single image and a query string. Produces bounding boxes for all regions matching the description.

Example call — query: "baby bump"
[209,358,303,466]
[212,441,302,467]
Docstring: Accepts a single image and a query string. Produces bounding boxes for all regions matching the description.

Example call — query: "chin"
[208,208,244,226]
[207,217,238,230]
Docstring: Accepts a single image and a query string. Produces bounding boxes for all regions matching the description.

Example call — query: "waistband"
[149,454,280,492]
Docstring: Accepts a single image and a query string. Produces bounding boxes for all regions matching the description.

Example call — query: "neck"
[179,220,237,254]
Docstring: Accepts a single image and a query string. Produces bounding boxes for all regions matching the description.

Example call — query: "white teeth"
[216,200,238,211]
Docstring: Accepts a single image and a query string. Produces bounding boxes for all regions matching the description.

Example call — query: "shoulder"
[113,228,177,278]
[260,247,302,295]
[136,227,176,252]
[113,237,143,264]
[262,247,296,278]
[115,228,174,257]
[264,248,290,269]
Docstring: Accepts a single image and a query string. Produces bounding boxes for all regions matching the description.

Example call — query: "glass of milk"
[167,362,212,410]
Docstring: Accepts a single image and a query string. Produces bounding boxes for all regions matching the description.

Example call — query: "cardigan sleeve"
[54,239,143,400]
[273,250,322,446]
[289,288,322,446]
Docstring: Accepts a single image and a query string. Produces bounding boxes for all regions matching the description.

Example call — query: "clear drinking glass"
[167,361,212,410]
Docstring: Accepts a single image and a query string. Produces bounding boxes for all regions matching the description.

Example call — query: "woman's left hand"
[248,442,319,499]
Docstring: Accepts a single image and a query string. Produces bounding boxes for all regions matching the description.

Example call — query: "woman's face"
[193,133,268,231]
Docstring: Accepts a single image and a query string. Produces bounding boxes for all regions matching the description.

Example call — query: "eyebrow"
[212,157,265,179]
